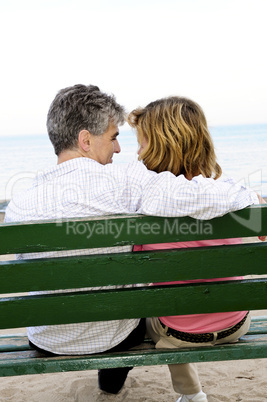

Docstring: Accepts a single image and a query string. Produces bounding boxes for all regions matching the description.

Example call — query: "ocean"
[0,123,267,211]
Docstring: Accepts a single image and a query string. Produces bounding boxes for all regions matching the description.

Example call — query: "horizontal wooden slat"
[0,335,30,352]
[1,317,266,353]
[0,242,267,292]
[1,279,267,329]
[0,334,267,376]
[0,205,267,255]
[0,206,266,378]
[249,317,267,334]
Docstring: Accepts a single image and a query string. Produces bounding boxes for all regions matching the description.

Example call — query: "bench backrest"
[0,205,267,330]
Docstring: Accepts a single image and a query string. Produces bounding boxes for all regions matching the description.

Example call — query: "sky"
[0,0,267,136]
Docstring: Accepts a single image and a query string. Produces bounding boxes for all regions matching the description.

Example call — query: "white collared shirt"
[4,158,258,354]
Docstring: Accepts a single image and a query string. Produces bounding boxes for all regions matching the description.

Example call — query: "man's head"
[47,84,125,164]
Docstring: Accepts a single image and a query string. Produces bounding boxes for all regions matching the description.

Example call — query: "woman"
[128,96,251,402]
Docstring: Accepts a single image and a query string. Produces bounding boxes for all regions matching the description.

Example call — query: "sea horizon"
[0,123,267,212]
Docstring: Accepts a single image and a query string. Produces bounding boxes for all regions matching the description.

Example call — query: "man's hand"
[257,193,266,241]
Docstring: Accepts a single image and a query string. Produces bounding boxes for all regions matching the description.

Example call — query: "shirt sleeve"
[125,162,259,219]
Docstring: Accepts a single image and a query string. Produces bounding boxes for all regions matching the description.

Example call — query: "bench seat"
[0,317,266,377]
[0,206,267,378]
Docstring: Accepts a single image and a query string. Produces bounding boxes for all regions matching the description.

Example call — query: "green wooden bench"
[0,204,267,377]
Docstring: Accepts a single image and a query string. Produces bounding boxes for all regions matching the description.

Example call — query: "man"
[5,84,259,394]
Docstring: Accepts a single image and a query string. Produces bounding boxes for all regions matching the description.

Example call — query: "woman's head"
[128,96,221,179]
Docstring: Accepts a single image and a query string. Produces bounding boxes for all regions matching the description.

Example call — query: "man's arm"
[257,193,266,241]
[125,162,259,220]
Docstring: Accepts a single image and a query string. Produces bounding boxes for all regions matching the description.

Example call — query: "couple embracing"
[5,84,264,402]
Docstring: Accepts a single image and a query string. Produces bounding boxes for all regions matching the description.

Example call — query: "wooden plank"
[251,316,267,322]
[0,335,30,352]
[249,317,267,334]
[0,334,267,376]
[1,279,267,329]
[0,205,267,255]
[0,318,266,353]
[0,242,267,293]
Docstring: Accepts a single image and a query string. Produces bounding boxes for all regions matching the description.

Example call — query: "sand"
[0,358,266,401]
[0,211,266,401]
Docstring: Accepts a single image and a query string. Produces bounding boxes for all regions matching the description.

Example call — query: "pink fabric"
[133,239,248,333]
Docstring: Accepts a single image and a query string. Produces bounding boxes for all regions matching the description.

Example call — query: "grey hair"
[47,84,125,155]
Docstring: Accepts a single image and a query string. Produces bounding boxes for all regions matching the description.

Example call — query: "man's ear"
[78,130,91,152]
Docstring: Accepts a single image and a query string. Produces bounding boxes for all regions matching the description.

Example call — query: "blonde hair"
[128,96,222,179]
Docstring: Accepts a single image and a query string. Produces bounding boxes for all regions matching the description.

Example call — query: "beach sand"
[0,212,266,401]
[0,358,266,402]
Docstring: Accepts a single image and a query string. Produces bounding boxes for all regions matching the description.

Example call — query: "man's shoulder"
[87,160,151,178]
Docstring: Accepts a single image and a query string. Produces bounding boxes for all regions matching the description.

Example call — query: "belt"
[159,312,249,343]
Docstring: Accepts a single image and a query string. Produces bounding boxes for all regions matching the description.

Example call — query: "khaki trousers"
[146,314,251,395]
